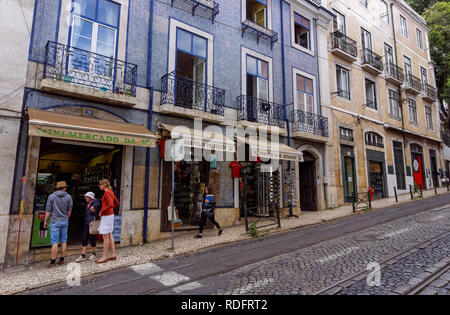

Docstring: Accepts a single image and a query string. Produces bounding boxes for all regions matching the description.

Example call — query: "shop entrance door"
[341,145,356,203]
[299,152,317,211]
[430,150,439,187]
[369,161,384,198]
[31,138,122,248]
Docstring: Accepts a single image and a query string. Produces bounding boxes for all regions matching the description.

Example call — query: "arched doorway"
[299,151,317,211]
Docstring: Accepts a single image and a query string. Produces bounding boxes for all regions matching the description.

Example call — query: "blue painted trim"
[28,0,39,61]
[130,146,135,210]
[280,0,290,146]
[55,0,63,43]
[124,0,131,68]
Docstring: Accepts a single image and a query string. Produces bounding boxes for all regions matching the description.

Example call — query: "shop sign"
[252,147,299,162]
[183,138,235,152]
[29,125,155,148]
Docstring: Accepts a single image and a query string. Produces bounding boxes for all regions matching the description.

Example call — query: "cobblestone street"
[18,193,450,296]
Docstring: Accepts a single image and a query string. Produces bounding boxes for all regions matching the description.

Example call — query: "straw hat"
[55,181,68,189]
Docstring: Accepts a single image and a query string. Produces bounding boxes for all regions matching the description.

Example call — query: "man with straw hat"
[43,181,73,268]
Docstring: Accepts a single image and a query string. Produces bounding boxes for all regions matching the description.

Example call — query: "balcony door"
[420,67,428,87]
[175,29,207,110]
[69,0,119,91]
[361,28,372,51]
[404,56,412,78]
[333,10,346,35]
[246,55,269,122]
[384,43,394,74]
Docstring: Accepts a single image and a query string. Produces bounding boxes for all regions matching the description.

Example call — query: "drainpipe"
[143,0,155,243]
[280,0,295,216]
[390,3,408,165]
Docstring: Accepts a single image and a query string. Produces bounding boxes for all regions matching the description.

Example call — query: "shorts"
[98,215,115,235]
[50,220,69,245]
[82,223,97,247]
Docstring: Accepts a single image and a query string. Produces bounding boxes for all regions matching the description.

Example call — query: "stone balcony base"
[160,103,225,124]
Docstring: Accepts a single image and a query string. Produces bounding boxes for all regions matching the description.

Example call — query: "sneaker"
[75,255,86,263]
[88,253,96,261]
[218,229,223,236]
[194,234,202,239]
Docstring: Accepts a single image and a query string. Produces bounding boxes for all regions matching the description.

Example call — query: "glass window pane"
[97,26,115,46]
[305,78,313,94]
[96,41,114,57]
[193,35,207,59]
[294,13,302,25]
[302,17,310,29]
[258,78,268,101]
[258,60,268,78]
[247,55,257,76]
[297,75,305,91]
[73,17,93,39]
[297,92,305,111]
[73,0,96,20]
[98,0,120,27]
[306,95,313,113]
[177,29,192,53]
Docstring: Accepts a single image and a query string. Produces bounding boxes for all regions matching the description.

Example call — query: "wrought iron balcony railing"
[404,74,422,92]
[241,20,278,50]
[331,31,357,58]
[237,96,285,127]
[291,109,329,137]
[340,134,354,142]
[361,48,383,72]
[44,41,137,97]
[422,83,437,101]
[307,0,322,5]
[170,0,219,23]
[160,72,225,116]
[385,62,405,83]
[366,140,384,148]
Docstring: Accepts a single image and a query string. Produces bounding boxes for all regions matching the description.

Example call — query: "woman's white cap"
[84,192,95,199]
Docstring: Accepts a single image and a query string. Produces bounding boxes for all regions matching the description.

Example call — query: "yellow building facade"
[324,0,442,206]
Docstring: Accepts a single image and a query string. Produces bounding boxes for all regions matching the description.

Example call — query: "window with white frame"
[388,89,400,119]
[400,15,408,38]
[296,74,314,113]
[246,0,268,28]
[425,106,433,130]
[294,13,311,50]
[340,127,354,141]
[336,66,350,100]
[333,10,346,34]
[380,1,389,24]
[408,98,417,124]
[416,28,423,50]
[365,132,384,148]
[365,79,377,110]
[246,55,269,101]
[70,0,120,77]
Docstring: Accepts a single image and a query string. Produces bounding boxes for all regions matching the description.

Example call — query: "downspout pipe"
[143,0,155,243]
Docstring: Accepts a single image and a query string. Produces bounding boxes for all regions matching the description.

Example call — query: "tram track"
[313,231,450,295]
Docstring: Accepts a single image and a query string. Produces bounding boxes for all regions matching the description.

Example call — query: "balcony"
[385,62,404,86]
[160,72,226,123]
[422,84,437,102]
[42,41,138,107]
[290,109,329,142]
[170,0,219,23]
[403,74,422,95]
[237,96,285,128]
[361,48,383,75]
[330,31,357,63]
[241,20,278,50]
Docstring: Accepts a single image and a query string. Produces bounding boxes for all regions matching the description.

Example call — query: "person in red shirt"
[95,179,119,264]
[229,160,242,178]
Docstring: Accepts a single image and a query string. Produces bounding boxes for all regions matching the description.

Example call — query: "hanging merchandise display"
[283,167,297,208]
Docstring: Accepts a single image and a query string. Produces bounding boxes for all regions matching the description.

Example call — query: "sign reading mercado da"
[29,125,155,148]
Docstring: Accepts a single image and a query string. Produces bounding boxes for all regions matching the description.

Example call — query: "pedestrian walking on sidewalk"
[75,192,101,262]
[95,179,119,264]
[43,181,73,268]
[195,186,223,239]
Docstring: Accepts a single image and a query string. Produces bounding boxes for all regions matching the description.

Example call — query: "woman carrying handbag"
[96,179,119,264]
[195,186,223,239]
[75,192,101,262]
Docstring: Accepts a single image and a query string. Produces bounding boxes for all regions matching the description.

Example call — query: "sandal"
[108,256,117,261]
[95,258,109,264]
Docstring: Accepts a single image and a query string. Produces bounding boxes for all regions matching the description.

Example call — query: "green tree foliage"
[405,0,439,15]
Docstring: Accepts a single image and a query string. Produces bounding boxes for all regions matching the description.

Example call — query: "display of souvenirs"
[283,169,297,207]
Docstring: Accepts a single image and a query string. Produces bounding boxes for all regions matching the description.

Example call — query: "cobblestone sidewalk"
[0,188,448,295]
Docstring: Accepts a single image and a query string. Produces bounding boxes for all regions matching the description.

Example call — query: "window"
[408,98,417,124]
[365,79,377,110]
[336,66,350,99]
[400,15,408,38]
[340,128,354,141]
[404,56,412,78]
[296,74,314,113]
[416,28,423,50]
[380,1,389,24]
[70,0,120,78]
[361,28,372,50]
[294,14,311,50]
[247,55,269,101]
[333,10,346,34]
[425,106,433,130]
[246,0,267,28]
[389,89,400,119]
[420,66,428,85]
[365,132,384,148]
[360,0,368,8]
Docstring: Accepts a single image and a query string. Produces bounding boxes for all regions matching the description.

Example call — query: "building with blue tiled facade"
[0,0,336,268]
